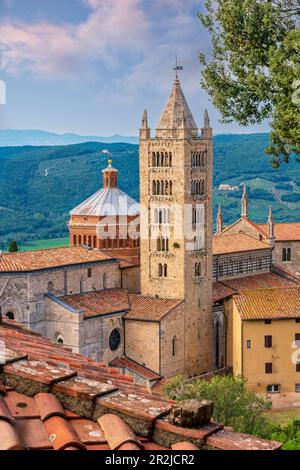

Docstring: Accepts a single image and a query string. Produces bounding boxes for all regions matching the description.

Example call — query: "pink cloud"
[0,0,149,79]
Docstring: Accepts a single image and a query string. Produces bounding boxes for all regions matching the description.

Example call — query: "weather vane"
[173,55,183,79]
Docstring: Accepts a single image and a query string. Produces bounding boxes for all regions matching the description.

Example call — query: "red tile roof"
[213,233,270,255]
[0,246,114,273]
[235,287,300,320]
[110,356,161,381]
[60,289,130,318]
[213,273,296,303]
[126,295,183,322]
[213,282,236,303]
[220,272,297,291]
[257,222,300,241]
[0,319,281,450]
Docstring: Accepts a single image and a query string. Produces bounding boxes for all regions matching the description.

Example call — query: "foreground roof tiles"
[0,246,114,273]
[235,287,300,320]
[0,319,281,450]
[213,233,270,255]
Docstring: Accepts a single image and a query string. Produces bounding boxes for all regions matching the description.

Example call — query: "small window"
[246,340,251,349]
[164,264,168,277]
[282,248,287,262]
[265,362,273,374]
[5,312,14,320]
[264,320,272,325]
[296,362,300,372]
[295,333,300,342]
[295,384,300,393]
[266,384,279,393]
[296,319,300,323]
[265,335,272,348]
[172,336,177,357]
[87,268,92,278]
[287,248,292,262]
[109,329,121,351]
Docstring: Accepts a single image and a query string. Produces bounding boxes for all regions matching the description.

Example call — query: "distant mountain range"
[0,129,138,146]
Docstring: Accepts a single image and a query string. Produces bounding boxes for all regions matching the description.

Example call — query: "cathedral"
[1,75,300,397]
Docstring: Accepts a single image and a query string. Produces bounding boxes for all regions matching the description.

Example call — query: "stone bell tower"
[139,73,213,375]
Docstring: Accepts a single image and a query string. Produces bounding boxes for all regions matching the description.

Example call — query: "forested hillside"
[0,134,300,249]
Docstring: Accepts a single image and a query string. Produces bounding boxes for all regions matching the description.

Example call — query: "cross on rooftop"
[173,55,183,79]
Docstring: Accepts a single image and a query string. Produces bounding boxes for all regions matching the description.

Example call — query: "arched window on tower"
[169,181,173,196]
[152,180,156,195]
[165,181,169,195]
[159,209,163,224]
[73,235,77,246]
[169,152,172,167]
[287,248,292,262]
[93,236,97,248]
[164,264,168,277]
[158,263,163,277]
[78,235,82,245]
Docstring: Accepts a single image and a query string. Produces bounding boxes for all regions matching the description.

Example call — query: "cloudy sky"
[0,0,270,136]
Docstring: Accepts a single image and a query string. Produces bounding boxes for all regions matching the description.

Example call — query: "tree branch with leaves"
[199,0,300,166]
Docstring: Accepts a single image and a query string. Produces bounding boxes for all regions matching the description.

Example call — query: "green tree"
[163,374,272,436]
[199,0,300,165]
[8,240,19,252]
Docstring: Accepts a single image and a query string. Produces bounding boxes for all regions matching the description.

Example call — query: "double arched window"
[282,248,292,262]
[158,263,168,278]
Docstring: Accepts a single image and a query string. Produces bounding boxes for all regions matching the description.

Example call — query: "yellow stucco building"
[226,287,300,394]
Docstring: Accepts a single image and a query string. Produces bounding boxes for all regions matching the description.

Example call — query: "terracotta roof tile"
[0,320,282,451]
[0,246,114,273]
[59,289,130,318]
[257,222,300,241]
[171,441,200,450]
[4,391,39,419]
[125,295,183,322]
[213,282,236,302]
[34,392,65,421]
[44,415,85,450]
[70,418,106,445]
[213,233,270,255]
[235,287,300,320]
[0,420,24,450]
[15,419,52,450]
[110,356,161,381]
[206,429,281,451]
[98,414,143,450]
[219,272,297,292]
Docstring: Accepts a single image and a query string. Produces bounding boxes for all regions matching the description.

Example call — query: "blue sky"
[0,0,270,136]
